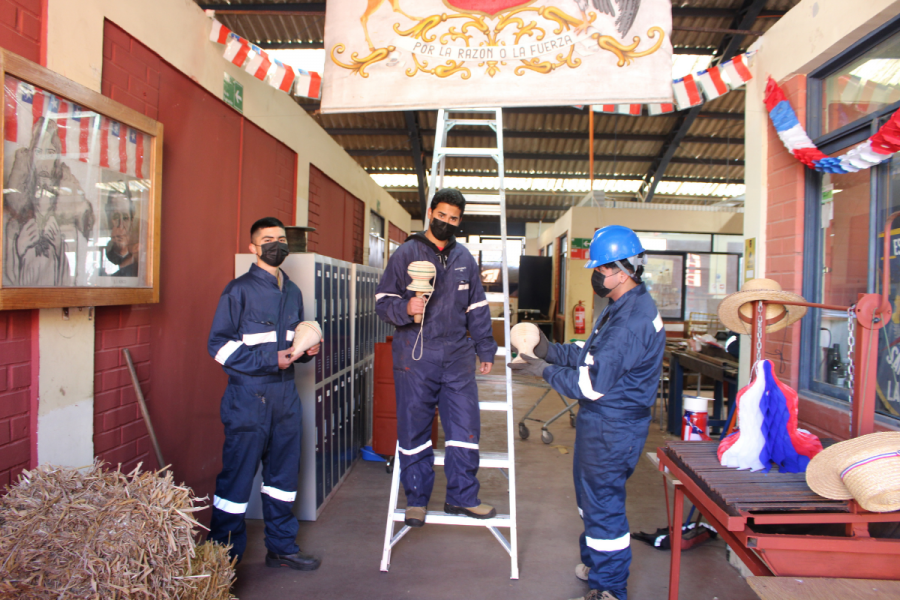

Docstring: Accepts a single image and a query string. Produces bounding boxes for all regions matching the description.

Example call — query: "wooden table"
[658,441,900,600]
[666,350,738,437]
[747,577,900,600]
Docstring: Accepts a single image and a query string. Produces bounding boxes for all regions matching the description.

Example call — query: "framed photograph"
[0,50,162,309]
[643,252,685,321]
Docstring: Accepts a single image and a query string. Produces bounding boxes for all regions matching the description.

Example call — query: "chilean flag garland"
[718,360,823,473]
[765,76,900,173]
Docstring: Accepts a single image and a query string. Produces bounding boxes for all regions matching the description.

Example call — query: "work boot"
[265,549,321,571]
[568,591,620,600]
[444,502,496,519]
[405,506,426,527]
[574,562,589,581]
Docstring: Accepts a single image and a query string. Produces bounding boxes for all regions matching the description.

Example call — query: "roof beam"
[326,127,741,145]
[403,111,428,217]
[255,41,324,49]
[350,149,742,166]
[199,3,326,15]
[366,169,739,184]
[302,103,744,120]
[638,0,768,203]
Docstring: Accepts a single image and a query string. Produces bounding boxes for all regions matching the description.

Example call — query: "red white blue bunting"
[765,77,900,173]
[209,18,322,100]
[587,52,754,117]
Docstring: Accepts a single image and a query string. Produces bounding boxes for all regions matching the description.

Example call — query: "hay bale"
[0,462,236,600]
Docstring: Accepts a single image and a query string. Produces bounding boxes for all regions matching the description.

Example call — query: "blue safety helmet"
[584,225,645,269]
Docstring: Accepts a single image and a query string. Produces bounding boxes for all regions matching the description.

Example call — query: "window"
[458,235,524,294]
[368,211,385,269]
[557,234,567,316]
[803,19,900,418]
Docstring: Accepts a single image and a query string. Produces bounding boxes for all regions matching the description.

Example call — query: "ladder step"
[446,119,497,127]
[436,147,498,158]
[391,509,512,527]
[434,449,510,468]
[479,401,510,411]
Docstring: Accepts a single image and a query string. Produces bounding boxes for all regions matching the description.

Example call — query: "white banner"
[322,0,673,113]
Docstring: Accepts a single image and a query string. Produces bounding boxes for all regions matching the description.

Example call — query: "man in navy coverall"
[509,225,665,600]
[207,217,322,571]
[375,188,498,527]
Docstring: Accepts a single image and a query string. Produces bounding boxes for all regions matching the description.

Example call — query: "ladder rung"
[391,509,512,527]
[436,147,498,158]
[479,401,510,411]
[446,119,497,127]
[434,449,510,468]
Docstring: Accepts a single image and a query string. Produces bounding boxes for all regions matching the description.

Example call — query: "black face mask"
[105,245,129,266]
[592,269,622,298]
[258,241,289,267]
[429,217,458,242]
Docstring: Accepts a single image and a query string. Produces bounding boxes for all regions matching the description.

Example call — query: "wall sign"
[223,72,243,113]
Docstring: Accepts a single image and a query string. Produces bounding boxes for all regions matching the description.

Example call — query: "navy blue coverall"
[542,284,665,598]
[375,233,497,508]
[207,262,313,560]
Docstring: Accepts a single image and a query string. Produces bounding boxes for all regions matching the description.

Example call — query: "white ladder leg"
[380,444,403,572]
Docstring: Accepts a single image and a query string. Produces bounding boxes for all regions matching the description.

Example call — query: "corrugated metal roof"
[196,0,801,219]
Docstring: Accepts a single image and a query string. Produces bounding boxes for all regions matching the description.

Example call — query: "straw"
[0,461,236,599]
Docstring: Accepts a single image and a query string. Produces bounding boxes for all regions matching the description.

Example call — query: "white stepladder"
[379,107,518,579]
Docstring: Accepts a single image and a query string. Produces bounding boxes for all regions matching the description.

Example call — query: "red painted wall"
[96,22,299,520]
[307,164,365,263]
[388,221,407,244]
[0,0,42,64]
[0,310,34,489]
[0,0,41,491]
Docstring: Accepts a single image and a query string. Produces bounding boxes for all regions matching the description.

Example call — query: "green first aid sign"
[223,73,243,113]
[572,238,592,250]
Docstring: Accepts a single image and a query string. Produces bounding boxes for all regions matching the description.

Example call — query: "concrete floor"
[232,367,759,600]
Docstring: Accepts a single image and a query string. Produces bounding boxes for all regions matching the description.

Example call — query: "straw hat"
[717,278,807,335]
[806,432,900,512]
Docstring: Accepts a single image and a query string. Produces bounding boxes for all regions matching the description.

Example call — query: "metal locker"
[355,271,361,361]
[339,267,347,372]
[315,386,324,507]
[315,262,324,384]
[323,263,332,380]
[337,374,345,478]
[323,383,333,497]
[342,373,351,471]
[343,267,351,372]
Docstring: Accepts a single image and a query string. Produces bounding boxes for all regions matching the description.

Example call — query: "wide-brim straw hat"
[806,432,900,512]
[717,278,807,335]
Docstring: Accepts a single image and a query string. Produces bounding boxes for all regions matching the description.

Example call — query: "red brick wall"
[101,19,160,120]
[0,310,34,489]
[764,74,806,389]
[0,0,42,64]
[93,306,154,472]
[307,164,365,263]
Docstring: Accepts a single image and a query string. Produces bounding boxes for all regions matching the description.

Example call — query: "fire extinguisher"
[574,301,586,335]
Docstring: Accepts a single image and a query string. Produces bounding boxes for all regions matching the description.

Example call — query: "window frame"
[800,17,900,408]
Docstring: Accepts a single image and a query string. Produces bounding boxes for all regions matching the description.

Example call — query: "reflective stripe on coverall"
[542,284,665,598]
[375,233,497,508]
[207,262,312,560]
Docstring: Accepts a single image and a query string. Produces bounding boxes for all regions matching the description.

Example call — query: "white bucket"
[682,395,709,441]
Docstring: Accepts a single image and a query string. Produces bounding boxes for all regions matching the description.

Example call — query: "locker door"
[355,271,361,362]
[315,262,324,384]
[323,384,333,496]
[332,380,340,484]
[315,387,324,507]
[342,267,350,372]
[339,374,347,477]
[353,369,361,456]
[343,373,351,470]
[324,264,332,379]
[338,267,346,372]
[332,266,339,373]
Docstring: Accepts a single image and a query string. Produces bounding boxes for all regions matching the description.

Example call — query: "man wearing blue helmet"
[509,225,665,600]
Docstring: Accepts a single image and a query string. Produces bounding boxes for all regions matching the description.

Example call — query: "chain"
[753,300,764,369]
[847,305,856,433]
[847,305,856,391]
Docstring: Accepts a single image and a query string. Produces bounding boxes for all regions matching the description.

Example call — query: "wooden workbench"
[658,441,900,600]
[666,349,738,437]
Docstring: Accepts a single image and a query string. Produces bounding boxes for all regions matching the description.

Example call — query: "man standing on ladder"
[375,188,498,527]
[509,225,665,600]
